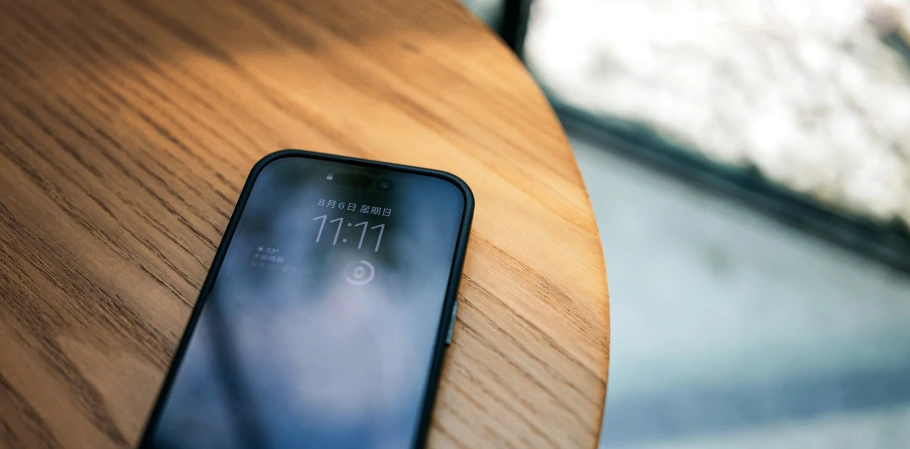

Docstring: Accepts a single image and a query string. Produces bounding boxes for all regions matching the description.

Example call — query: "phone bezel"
[137,149,475,448]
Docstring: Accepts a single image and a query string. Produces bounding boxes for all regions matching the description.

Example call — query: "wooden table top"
[0,0,610,447]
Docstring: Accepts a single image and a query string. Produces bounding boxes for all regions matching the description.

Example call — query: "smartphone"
[138,150,473,449]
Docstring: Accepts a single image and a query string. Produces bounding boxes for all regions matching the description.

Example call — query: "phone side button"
[445,300,459,345]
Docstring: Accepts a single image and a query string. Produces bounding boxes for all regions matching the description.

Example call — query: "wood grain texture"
[0,0,610,447]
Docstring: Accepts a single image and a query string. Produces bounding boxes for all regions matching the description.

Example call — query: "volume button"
[445,300,459,345]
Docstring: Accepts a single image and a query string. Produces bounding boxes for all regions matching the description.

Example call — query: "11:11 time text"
[313,215,385,252]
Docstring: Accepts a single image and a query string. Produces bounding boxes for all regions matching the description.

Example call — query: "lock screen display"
[144,155,467,449]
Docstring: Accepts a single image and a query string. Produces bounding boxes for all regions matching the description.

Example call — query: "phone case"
[138,149,475,448]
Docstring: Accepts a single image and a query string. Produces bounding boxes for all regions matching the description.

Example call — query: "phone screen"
[143,155,468,449]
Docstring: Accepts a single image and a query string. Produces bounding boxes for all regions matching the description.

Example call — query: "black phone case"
[137,149,475,449]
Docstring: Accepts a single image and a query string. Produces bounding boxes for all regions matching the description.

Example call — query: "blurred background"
[462,0,910,448]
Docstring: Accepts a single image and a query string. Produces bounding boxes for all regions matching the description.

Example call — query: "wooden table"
[0,0,610,447]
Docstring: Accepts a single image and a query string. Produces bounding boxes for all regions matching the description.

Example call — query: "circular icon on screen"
[344,260,375,286]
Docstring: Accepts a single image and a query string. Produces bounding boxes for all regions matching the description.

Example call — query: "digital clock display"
[147,156,467,449]
[312,216,385,251]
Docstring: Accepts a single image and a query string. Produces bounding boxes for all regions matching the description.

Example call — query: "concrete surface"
[571,135,910,449]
